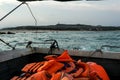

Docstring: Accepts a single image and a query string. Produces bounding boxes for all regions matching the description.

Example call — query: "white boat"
[0,0,120,80]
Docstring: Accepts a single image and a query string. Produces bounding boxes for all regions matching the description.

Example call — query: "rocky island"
[1,24,120,31]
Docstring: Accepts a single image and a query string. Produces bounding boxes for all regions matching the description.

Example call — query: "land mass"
[1,24,120,31]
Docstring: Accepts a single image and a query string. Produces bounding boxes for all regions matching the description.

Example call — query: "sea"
[0,30,120,52]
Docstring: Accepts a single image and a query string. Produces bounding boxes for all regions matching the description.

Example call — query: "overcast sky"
[0,0,120,28]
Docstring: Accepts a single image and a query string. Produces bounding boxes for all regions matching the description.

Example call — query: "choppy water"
[0,31,120,52]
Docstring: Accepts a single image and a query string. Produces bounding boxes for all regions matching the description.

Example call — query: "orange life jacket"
[62,62,76,73]
[27,70,50,80]
[22,62,36,72]
[50,72,62,80]
[56,50,75,62]
[51,72,73,80]
[77,60,89,77]
[44,55,58,60]
[45,60,64,74]
[22,62,44,73]
[87,62,110,80]
[37,60,64,74]
[70,68,84,78]
[11,50,110,80]
[45,50,74,62]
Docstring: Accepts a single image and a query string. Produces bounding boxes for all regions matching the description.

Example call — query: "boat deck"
[0,48,120,80]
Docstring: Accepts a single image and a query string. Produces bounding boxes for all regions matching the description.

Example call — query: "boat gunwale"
[0,47,120,63]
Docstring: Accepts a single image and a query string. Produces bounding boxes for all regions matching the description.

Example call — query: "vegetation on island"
[1,24,120,31]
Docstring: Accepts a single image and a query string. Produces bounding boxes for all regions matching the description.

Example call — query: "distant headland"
[1,24,120,31]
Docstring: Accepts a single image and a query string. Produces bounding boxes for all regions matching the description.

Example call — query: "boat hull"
[0,48,120,80]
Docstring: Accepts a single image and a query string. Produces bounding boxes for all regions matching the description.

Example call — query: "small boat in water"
[0,0,120,80]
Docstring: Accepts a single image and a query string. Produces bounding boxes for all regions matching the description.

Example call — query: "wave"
[0,31,120,52]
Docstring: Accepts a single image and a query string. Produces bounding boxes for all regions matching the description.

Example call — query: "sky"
[0,0,120,28]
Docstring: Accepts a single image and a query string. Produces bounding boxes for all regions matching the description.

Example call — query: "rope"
[25,3,38,40]
[25,3,37,26]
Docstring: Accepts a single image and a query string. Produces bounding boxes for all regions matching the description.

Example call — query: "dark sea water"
[0,31,120,52]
